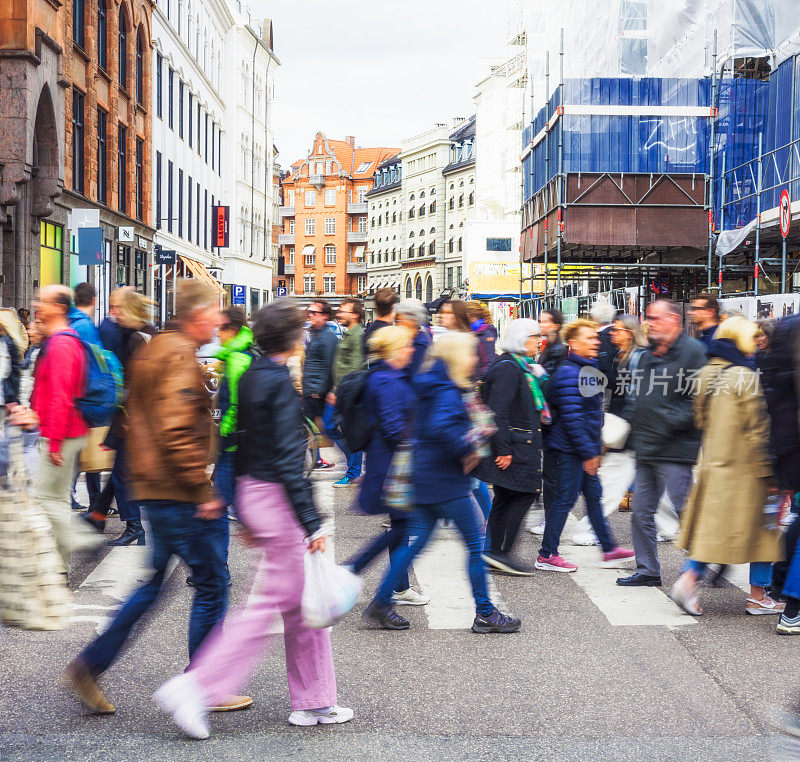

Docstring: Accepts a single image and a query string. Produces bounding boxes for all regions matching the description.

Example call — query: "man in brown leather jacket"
[64,279,250,715]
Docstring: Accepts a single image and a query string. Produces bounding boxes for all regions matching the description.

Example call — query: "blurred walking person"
[302,300,338,470]
[363,287,398,356]
[479,319,545,575]
[465,301,497,377]
[670,317,783,616]
[688,294,721,352]
[63,281,232,715]
[395,299,432,376]
[364,332,521,633]
[154,300,352,738]
[345,326,429,607]
[618,299,706,587]
[437,299,471,334]
[326,299,366,487]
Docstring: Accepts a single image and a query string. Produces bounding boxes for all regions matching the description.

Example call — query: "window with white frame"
[323,274,335,293]
[357,275,367,292]
[358,187,367,203]
[358,216,367,233]
[305,248,316,266]
[303,274,315,294]
[325,217,335,235]
[289,219,295,234]
[325,188,336,206]
[288,247,295,264]
[305,218,315,235]
[324,244,336,265]
[305,190,316,207]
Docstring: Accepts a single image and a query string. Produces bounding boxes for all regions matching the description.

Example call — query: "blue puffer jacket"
[412,359,473,505]
[543,353,603,461]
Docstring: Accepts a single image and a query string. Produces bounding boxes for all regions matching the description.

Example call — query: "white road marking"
[413,526,504,630]
[71,546,177,632]
[565,544,697,628]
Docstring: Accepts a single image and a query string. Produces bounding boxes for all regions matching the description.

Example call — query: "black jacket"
[477,354,542,494]
[629,333,707,464]
[237,357,322,535]
[539,338,565,377]
[596,325,617,386]
[302,325,338,397]
[1,333,20,405]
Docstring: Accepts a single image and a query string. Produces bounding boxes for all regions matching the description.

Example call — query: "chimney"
[345,136,355,147]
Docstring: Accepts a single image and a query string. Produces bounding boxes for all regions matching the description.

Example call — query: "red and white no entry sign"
[780,189,791,238]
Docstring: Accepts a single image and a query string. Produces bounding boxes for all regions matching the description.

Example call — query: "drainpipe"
[249,31,257,260]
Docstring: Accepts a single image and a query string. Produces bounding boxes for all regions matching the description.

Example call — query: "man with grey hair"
[589,300,617,392]
[617,298,707,588]
[396,298,432,375]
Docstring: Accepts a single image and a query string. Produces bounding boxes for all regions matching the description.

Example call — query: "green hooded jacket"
[215,324,254,449]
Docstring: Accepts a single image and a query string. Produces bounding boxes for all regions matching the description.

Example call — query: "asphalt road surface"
[2,449,799,761]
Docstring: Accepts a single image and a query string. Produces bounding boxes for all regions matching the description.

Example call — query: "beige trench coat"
[678,357,783,565]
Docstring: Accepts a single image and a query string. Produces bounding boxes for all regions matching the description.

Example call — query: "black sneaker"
[472,607,521,634]
[363,601,410,630]
[80,511,106,532]
[482,552,534,576]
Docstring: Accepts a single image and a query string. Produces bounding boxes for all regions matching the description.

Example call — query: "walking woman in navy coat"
[346,326,430,606]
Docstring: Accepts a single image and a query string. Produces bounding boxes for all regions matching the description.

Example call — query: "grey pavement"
[1,452,798,761]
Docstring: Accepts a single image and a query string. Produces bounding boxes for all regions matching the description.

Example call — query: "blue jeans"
[471,478,492,551]
[541,450,616,557]
[110,444,140,523]
[323,403,363,480]
[374,496,493,617]
[346,514,410,593]
[211,450,234,584]
[80,500,228,675]
[685,560,773,588]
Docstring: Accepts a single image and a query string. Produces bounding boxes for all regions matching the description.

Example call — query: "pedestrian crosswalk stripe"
[566,545,697,628]
[413,527,504,630]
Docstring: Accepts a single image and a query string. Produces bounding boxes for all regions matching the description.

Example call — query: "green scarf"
[510,353,551,424]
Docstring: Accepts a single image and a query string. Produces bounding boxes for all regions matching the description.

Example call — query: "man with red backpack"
[16,285,103,571]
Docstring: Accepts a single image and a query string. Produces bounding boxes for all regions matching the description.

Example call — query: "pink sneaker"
[534,554,578,573]
[600,547,636,568]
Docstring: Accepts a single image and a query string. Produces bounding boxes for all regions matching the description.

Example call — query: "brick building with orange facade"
[278,133,397,302]
[0,0,155,311]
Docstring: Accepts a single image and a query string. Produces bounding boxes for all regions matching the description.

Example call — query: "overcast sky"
[252,0,512,167]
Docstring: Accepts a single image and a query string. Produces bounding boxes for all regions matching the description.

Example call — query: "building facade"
[0,0,66,307]
[279,133,396,302]
[62,0,156,316]
[221,15,278,316]
[442,115,476,293]
[365,154,402,294]
[151,0,231,316]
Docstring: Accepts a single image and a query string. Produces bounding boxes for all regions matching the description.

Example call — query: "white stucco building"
[365,153,402,294]
[220,14,279,315]
[151,0,232,315]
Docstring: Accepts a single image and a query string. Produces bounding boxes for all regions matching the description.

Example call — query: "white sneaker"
[529,522,546,536]
[154,673,210,740]
[392,587,430,606]
[288,705,354,726]
[571,530,599,546]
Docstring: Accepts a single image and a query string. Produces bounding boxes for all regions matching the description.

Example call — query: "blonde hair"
[117,290,154,329]
[175,279,216,321]
[428,330,477,389]
[368,325,414,363]
[715,316,757,355]
[562,318,598,345]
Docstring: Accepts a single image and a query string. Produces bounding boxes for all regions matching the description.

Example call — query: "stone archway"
[425,273,433,303]
[30,84,62,224]
[414,275,422,301]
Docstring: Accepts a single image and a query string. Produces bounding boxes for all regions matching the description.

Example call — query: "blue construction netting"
[523,77,712,202]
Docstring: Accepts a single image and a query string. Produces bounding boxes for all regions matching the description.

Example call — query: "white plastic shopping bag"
[301,550,363,629]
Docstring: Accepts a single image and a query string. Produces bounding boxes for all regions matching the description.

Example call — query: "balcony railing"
[283,263,295,275]
[279,206,295,218]
[278,233,295,245]
[310,174,325,187]
[347,231,367,243]
[347,202,368,214]
[346,261,367,274]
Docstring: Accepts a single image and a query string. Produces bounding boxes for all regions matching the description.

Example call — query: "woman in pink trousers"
[154,300,353,739]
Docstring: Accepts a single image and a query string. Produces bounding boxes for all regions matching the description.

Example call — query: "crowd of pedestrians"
[3,280,800,742]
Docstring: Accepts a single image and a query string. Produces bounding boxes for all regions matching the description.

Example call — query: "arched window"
[407,245,414,258]
[418,243,425,257]
[458,194,464,208]
[409,207,415,219]
[97,0,108,70]
[405,279,412,298]
[136,27,145,103]
[448,238,454,253]
[420,190,425,198]
[408,230,414,238]
[429,201,435,214]
[118,10,127,88]
[425,275,433,303]
[429,227,435,235]
[468,192,474,205]
[458,237,463,252]
[449,197,454,210]
[428,241,435,256]
[419,205,425,217]
[415,276,422,301]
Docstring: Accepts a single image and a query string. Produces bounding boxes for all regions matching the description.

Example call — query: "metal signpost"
[780,188,791,293]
